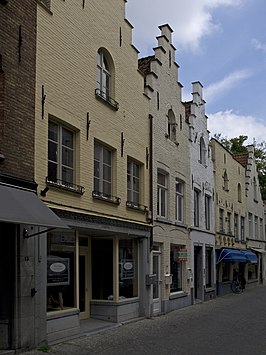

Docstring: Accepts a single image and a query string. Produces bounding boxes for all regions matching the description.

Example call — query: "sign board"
[174,247,188,262]
[47,256,70,286]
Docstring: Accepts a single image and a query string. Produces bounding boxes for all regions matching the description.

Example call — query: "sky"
[126,0,266,145]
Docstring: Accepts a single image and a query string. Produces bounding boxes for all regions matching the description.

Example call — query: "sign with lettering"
[47,256,70,286]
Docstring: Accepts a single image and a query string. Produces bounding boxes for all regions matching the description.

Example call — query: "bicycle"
[231,275,243,293]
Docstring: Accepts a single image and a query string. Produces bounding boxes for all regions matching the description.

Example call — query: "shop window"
[205,247,213,288]
[222,263,230,282]
[47,232,76,312]
[248,263,258,280]
[91,238,113,300]
[170,244,186,293]
[119,239,138,299]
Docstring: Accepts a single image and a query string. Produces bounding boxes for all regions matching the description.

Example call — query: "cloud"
[204,69,252,104]
[126,0,243,54]
[252,39,266,54]
[207,110,266,144]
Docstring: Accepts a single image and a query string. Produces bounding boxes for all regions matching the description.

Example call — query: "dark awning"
[216,248,256,264]
[0,184,68,229]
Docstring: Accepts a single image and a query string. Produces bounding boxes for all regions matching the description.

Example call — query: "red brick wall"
[0,1,37,183]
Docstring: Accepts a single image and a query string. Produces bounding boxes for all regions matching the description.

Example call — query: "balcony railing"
[92,190,121,205]
[46,177,84,195]
[95,88,119,110]
[126,200,148,212]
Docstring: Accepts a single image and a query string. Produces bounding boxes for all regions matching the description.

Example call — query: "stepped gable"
[233,152,249,167]
[183,101,192,123]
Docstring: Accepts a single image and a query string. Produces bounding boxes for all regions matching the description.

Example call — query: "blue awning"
[242,250,258,264]
[216,248,258,264]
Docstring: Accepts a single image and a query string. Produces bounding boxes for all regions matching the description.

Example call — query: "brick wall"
[0,0,37,183]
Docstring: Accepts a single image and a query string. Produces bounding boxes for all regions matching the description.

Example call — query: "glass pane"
[94,161,100,178]
[48,121,58,141]
[94,143,100,160]
[133,191,139,204]
[158,173,165,186]
[62,128,73,149]
[103,164,111,182]
[103,55,109,71]
[92,239,113,300]
[103,181,111,195]
[48,161,57,182]
[62,147,73,168]
[103,147,111,165]
[119,239,138,298]
[94,177,100,192]
[160,189,166,216]
[48,141,58,162]
[153,255,159,299]
[62,166,73,184]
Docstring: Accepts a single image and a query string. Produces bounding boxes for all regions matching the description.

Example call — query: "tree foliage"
[214,134,266,200]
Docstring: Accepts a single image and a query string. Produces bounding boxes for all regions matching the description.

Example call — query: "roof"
[233,153,249,167]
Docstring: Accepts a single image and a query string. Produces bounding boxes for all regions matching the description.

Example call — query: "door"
[79,249,89,319]
[152,252,161,314]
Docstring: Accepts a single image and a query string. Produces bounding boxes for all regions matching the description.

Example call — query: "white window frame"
[157,171,168,218]
[248,212,253,238]
[127,159,140,205]
[97,50,111,99]
[175,179,184,223]
[94,142,112,196]
[48,120,75,186]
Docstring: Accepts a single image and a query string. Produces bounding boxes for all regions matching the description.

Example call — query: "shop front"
[216,248,258,296]
[46,209,151,343]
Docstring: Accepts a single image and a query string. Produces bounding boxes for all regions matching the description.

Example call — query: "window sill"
[169,291,187,300]
[37,0,53,14]
[126,201,148,212]
[95,88,119,111]
[92,190,121,205]
[46,178,84,195]
[47,308,79,319]
[91,297,139,305]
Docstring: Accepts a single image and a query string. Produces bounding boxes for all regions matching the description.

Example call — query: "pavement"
[3,284,266,355]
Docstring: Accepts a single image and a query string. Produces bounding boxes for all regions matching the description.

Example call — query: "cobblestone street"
[21,285,266,355]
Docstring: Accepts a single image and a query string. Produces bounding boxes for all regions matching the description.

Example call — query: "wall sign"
[47,256,70,286]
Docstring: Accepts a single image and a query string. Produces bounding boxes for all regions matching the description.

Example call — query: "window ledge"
[92,190,121,205]
[95,88,119,111]
[46,178,84,195]
[37,0,53,14]
[169,291,188,300]
[126,201,148,212]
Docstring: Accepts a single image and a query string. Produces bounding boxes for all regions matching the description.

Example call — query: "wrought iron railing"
[95,88,119,110]
[92,190,121,205]
[126,200,148,212]
[46,177,84,195]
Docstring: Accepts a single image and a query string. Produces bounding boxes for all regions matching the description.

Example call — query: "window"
[255,216,258,239]
[175,179,184,223]
[227,212,231,234]
[238,183,242,202]
[260,218,263,239]
[205,195,211,230]
[167,109,176,142]
[219,208,224,233]
[170,244,185,293]
[94,142,112,197]
[194,189,200,227]
[157,171,168,218]
[254,177,258,201]
[234,213,239,240]
[97,49,111,99]
[48,121,75,186]
[240,216,245,241]
[205,247,213,288]
[127,159,140,205]
[119,239,138,298]
[47,231,76,312]
[199,137,206,165]
[223,171,229,191]
[248,212,253,238]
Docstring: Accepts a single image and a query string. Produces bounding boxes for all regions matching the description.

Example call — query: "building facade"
[0,0,67,350]
[234,146,266,284]
[184,83,216,303]
[139,25,192,315]
[211,139,258,295]
[35,0,151,343]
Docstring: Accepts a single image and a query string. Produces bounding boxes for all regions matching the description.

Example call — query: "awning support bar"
[23,227,55,239]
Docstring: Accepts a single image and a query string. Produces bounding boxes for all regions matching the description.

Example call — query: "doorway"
[152,251,161,314]
[194,245,203,302]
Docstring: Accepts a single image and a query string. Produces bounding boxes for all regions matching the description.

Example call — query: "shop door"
[79,250,89,319]
[152,252,161,314]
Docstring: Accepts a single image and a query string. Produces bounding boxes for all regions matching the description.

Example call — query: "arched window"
[199,137,206,165]
[238,183,242,202]
[97,49,111,99]
[223,171,229,191]
[167,109,176,142]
